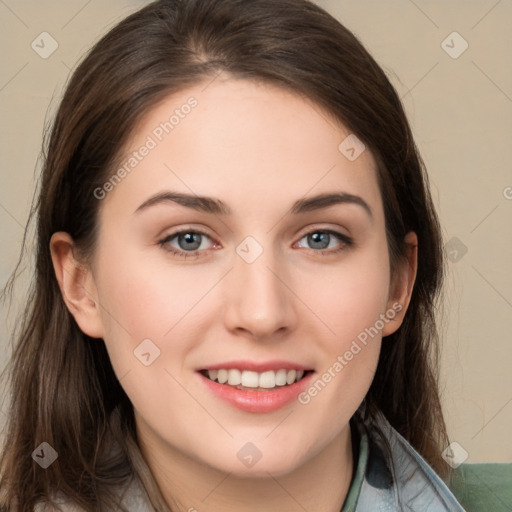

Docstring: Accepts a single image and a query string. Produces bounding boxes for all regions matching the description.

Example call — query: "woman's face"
[74,77,410,477]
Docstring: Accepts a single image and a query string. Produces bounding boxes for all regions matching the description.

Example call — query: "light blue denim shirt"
[343,411,466,511]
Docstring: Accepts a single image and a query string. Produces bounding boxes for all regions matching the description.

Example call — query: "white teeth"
[241,370,259,388]
[275,369,288,386]
[217,369,228,384]
[259,370,276,388]
[286,369,297,385]
[205,368,308,388]
[227,369,241,386]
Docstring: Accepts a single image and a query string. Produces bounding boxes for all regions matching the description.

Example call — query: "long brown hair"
[0,0,448,510]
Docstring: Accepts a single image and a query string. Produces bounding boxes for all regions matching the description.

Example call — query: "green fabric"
[340,423,368,511]
[448,463,512,511]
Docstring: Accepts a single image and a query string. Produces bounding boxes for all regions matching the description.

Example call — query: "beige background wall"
[1,0,511,464]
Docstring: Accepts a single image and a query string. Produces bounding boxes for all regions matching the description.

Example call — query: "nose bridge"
[223,234,295,337]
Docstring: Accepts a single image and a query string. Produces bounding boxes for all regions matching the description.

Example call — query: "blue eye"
[158,230,214,259]
[158,228,353,259]
[296,229,353,255]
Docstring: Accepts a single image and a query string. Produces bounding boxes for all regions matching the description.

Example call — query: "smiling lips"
[198,360,314,413]
[200,360,312,389]
[202,368,306,390]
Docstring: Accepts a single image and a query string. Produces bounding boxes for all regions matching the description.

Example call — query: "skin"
[50,75,417,512]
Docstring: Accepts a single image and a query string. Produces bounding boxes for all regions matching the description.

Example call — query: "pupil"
[310,232,329,249]
[180,233,201,250]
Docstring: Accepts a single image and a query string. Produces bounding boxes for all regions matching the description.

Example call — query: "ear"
[49,232,104,338]
[382,231,418,337]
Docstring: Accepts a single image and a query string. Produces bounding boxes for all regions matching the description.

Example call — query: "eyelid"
[158,227,217,254]
[297,224,351,240]
[158,225,353,258]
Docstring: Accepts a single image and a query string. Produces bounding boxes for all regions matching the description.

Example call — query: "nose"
[222,240,298,341]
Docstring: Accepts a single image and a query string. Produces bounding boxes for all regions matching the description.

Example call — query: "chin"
[195,441,309,479]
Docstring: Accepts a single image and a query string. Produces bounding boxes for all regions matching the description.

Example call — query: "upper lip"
[199,360,313,372]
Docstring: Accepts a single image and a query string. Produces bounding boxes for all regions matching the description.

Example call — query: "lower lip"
[198,371,315,413]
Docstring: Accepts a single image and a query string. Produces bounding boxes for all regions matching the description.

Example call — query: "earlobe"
[49,232,104,338]
[382,231,418,337]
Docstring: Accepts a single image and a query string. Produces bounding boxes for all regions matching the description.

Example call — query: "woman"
[0,0,465,510]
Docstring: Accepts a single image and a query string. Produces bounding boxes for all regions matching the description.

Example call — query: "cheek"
[295,269,388,443]
[307,240,391,345]
[92,243,211,387]
[95,241,209,338]
[296,238,390,409]
[92,250,207,424]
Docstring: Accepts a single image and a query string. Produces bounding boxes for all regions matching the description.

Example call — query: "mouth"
[199,368,314,391]
[197,360,315,412]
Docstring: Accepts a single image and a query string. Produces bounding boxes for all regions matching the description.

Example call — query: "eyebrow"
[133,191,373,218]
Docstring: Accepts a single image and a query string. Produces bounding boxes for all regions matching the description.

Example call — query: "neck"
[136,421,354,512]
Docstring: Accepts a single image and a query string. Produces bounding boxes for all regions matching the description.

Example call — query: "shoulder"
[353,411,466,511]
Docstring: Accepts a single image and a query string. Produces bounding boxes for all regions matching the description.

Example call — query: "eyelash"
[158,228,353,260]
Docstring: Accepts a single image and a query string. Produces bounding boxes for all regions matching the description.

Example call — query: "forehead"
[100,77,383,222]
